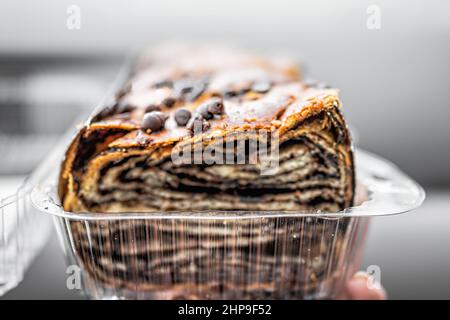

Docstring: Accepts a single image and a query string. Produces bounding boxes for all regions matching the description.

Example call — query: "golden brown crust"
[59,46,354,213]
[58,46,356,298]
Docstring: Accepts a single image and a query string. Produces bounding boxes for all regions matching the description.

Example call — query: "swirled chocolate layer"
[59,46,354,213]
[58,46,356,299]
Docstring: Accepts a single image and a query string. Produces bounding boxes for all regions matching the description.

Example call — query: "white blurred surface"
[0,176,24,199]
[1,0,449,55]
[362,189,450,299]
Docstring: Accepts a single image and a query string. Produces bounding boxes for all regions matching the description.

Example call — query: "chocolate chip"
[174,79,194,95]
[171,80,191,101]
[197,98,224,120]
[252,81,271,93]
[142,111,168,131]
[174,109,191,126]
[206,98,224,115]
[145,104,161,113]
[180,86,193,94]
[162,97,176,108]
[154,80,173,88]
[172,78,208,102]
[238,87,251,95]
[223,90,237,98]
[197,104,213,120]
[187,114,210,134]
[187,114,202,131]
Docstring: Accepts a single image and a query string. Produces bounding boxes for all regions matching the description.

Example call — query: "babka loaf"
[58,45,356,299]
[59,46,354,213]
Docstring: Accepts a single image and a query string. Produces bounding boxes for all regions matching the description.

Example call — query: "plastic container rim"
[27,149,426,221]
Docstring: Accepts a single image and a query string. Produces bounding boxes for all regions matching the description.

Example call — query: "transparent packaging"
[0,137,424,299]
[0,61,425,299]
[0,174,52,296]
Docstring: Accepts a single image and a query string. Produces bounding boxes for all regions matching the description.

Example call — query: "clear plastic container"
[0,62,425,299]
[0,136,425,299]
[0,171,52,295]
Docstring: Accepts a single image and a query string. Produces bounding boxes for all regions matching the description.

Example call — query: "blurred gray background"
[0,0,449,299]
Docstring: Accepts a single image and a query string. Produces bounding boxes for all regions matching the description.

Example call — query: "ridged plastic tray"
[0,140,425,298]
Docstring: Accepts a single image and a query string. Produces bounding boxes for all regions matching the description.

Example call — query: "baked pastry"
[58,46,355,299]
[59,46,354,213]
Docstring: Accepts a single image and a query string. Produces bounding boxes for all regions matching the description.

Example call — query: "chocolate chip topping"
[206,97,224,115]
[174,79,194,95]
[154,80,173,88]
[238,87,251,95]
[174,109,192,126]
[223,90,238,98]
[172,77,208,102]
[187,114,210,134]
[162,97,176,108]
[142,111,168,131]
[145,104,161,113]
[197,98,224,120]
[198,104,213,120]
[251,81,271,93]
